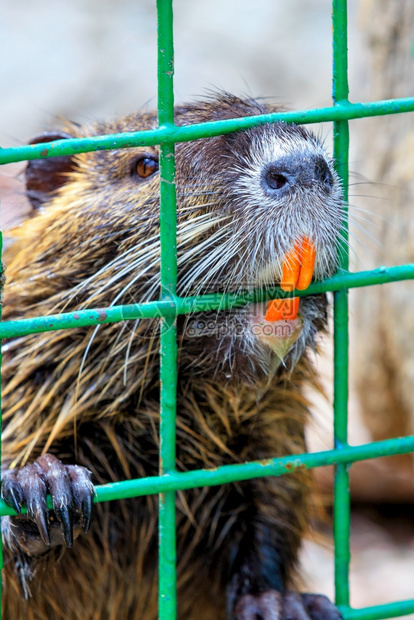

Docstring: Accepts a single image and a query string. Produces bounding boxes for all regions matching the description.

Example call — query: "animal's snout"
[261,153,333,196]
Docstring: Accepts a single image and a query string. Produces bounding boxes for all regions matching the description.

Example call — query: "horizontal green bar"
[1,435,413,517]
[1,264,414,340]
[0,97,414,165]
[341,599,414,620]
[0,301,176,339]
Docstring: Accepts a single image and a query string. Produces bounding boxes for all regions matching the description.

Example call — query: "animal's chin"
[249,237,319,360]
[249,302,303,363]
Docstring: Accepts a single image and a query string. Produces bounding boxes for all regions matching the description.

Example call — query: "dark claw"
[55,505,73,547]
[235,592,282,620]
[36,455,74,547]
[283,592,309,620]
[1,471,23,513]
[3,485,22,514]
[234,591,342,620]
[1,454,94,555]
[234,594,263,620]
[67,464,95,533]
[30,502,51,547]
[19,464,50,546]
[301,594,343,620]
[82,495,93,533]
[23,488,51,547]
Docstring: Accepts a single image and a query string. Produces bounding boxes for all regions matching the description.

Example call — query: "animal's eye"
[133,156,159,179]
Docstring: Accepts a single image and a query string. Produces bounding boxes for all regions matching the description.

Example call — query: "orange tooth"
[265,297,300,322]
[265,237,315,322]
[280,240,301,292]
[296,236,316,290]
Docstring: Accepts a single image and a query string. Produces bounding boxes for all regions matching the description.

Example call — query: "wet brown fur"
[1,95,338,619]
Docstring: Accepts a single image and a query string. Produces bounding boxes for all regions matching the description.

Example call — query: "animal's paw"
[234,591,342,620]
[1,454,95,555]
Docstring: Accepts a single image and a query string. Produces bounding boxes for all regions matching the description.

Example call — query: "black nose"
[262,154,333,196]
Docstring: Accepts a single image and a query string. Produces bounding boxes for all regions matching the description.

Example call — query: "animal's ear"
[25,132,76,210]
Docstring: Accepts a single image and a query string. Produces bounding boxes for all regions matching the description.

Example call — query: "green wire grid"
[1,0,414,618]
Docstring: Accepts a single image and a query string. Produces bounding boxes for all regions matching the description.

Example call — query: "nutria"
[1,93,344,619]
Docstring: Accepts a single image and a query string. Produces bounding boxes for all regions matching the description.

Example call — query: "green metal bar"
[341,600,414,620]
[68,434,414,503]
[1,264,414,339]
[332,0,351,609]
[157,0,177,618]
[1,97,414,165]
[2,435,414,516]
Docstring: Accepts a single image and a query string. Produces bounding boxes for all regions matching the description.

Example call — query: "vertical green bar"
[332,0,351,609]
[157,0,178,618]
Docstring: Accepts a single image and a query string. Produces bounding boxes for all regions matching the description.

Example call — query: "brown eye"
[134,156,159,179]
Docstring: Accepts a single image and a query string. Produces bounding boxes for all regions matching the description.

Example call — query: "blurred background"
[1,0,414,613]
